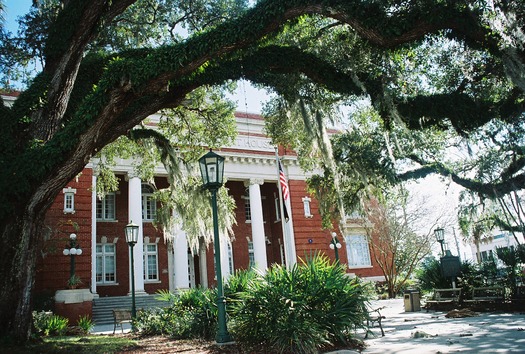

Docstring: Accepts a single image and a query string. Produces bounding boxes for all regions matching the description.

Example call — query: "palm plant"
[229,255,371,353]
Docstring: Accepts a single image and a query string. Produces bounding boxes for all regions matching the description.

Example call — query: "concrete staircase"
[92,294,170,324]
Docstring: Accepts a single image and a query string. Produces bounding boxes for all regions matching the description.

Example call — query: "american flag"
[279,160,289,201]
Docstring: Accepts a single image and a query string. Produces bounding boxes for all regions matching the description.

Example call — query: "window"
[243,195,251,222]
[302,196,312,218]
[96,243,116,283]
[248,240,255,269]
[142,184,157,221]
[62,187,77,214]
[480,250,494,262]
[63,187,76,214]
[274,193,281,221]
[143,243,158,281]
[64,193,74,212]
[345,235,372,267]
[96,193,116,220]
[227,241,234,275]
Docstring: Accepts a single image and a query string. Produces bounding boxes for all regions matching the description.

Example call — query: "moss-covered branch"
[398,155,525,199]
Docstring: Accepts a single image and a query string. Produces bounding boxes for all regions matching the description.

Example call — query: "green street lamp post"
[329,232,342,263]
[125,221,139,325]
[199,149,232,344]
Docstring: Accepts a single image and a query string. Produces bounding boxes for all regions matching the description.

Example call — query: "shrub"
[77,315,94,334]
[135,308,173,336]
[416,256,484,299]
[225,268,258,296]
[415,257,451,292]
[135,288,217,339]
[229,255,370,353]
[33,311,53,336]
[32,311,69,337]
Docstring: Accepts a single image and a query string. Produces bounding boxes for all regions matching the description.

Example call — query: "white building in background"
[471,231,525,265]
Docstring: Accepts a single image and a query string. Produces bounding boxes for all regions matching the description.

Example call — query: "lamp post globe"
[64,232,82,281]
[330,232,341,263]
[198,150,232,344]
[434,227,445,255]
[199,149,225,188]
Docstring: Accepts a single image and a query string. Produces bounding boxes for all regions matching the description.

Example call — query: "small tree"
[363,186,448,298]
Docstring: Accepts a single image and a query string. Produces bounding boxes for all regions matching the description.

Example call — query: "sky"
[4,0,32,32]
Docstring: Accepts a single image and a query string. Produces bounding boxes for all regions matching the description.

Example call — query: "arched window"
[141,183,157,221]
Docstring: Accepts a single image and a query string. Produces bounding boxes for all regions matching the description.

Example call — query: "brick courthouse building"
[2,93,385,320]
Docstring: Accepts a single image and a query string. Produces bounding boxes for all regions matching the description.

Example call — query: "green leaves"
[228,255,371,353]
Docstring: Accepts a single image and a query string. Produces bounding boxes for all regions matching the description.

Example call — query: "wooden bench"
[112,309,132,334]
[365,306,385,338]
[425,288,462,311]
[464,286,505,309]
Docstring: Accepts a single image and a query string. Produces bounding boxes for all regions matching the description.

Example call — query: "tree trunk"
[388,288,396,299]
[0,212,44,343]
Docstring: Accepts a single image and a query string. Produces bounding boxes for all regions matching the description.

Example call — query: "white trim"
[63,187,77,214]
[302,196,313,218]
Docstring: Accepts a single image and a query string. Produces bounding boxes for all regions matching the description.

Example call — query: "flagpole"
[275,147,295,269]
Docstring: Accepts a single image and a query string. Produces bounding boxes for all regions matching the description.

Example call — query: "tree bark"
[0,212,45,343]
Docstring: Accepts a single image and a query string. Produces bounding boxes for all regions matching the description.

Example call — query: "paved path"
[360,298,525,353]
[92,322,132,335]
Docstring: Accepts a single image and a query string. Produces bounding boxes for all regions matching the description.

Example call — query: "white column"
[173,228,190,290]
[220,237,231,280]
[90,172,98,295]
[283,195,297,269]
[167,243,175,292]
[245,178,268,272]
[199,239,208,289]
[128,174,146,295]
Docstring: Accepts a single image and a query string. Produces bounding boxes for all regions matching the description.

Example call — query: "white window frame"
[248,239,255,269]
[142,184,157,221]
[63,187,77,214]
[143,241,159,281]
[96,243,116,284]
[345,234,372,268]
[242,195,252,222]
[227,241,234,275]
[96,193,116,221]
[302,196,312,218]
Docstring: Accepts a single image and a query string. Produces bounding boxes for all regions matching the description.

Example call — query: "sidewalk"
[92,322,132,335]
[360,298,525,353]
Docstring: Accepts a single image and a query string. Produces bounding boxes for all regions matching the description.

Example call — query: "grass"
[5,335,137,353]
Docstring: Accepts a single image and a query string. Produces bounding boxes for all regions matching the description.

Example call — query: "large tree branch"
[29,0,136,142]
[399,155,525,198]
[27,0,494,144]
[395,89,525,133]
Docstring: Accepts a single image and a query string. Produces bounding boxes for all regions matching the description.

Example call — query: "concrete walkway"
[92,322,132,335]
[360,298,525,353]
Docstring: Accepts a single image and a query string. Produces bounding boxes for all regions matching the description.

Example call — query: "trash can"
[404,289,421,312]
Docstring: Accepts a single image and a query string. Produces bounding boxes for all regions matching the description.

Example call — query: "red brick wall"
[289,180,384,279]
[36,169,94,294]
[55,301,92,325]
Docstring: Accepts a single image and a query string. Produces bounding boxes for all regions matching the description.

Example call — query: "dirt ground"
[118,335,244,353]
[117,334,363,353]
